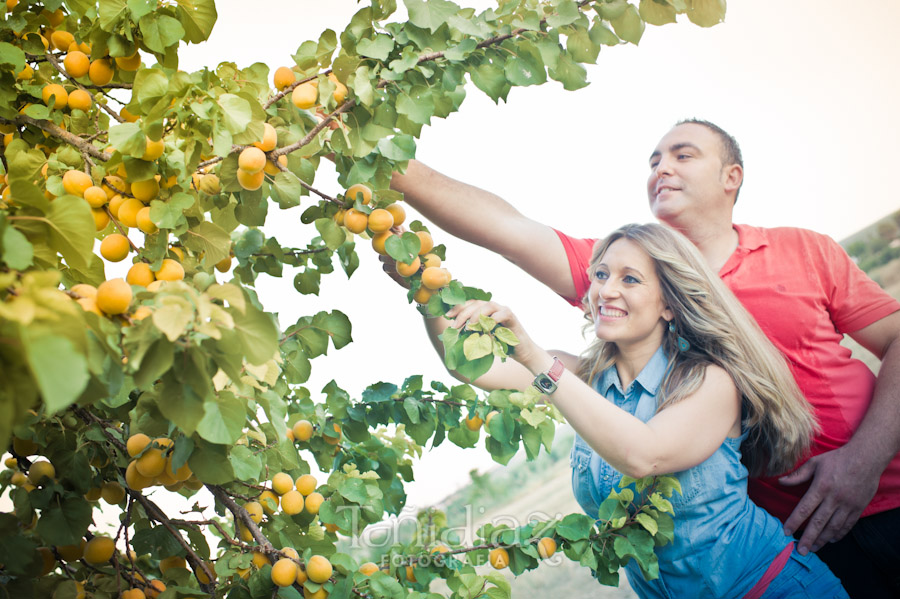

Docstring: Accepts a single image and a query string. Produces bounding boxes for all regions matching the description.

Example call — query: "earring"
[668,320,690,352]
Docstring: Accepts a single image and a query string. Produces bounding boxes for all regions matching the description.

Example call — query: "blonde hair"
[578,223,816,476]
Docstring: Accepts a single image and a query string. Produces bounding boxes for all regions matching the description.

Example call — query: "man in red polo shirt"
[391,120,900,597]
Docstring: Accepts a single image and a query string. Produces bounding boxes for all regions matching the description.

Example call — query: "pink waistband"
[742,541,795,599]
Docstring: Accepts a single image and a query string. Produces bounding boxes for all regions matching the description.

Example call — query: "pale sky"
[173,0,900,508]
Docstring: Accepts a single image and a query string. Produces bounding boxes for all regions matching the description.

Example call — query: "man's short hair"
[676,118,744,202]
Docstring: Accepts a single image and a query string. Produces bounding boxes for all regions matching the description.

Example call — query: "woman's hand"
[445,300,544,370]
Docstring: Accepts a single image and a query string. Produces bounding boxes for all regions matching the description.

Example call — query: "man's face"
[646,124,732,225]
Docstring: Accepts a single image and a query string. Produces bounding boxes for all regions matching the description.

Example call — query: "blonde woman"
[425,223,847,598]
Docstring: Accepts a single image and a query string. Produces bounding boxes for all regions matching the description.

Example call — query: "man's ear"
[723,163,743,195]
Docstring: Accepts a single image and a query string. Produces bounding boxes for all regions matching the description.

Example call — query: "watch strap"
[546,356,564,382]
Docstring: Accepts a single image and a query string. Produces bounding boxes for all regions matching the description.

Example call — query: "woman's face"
[587,238,672,351]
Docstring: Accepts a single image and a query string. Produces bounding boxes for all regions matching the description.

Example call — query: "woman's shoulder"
[696,362,738,394]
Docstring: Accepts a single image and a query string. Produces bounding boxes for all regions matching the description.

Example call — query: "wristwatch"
[532,357,565,394]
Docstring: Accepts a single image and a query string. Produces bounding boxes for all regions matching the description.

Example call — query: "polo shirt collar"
[720,224,769,277]
[596,345,669,397]
[733,223,768,252]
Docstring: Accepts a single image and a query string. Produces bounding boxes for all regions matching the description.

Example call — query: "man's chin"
[650,200,683,224]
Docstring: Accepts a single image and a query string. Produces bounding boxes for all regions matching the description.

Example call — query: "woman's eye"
[594,270,609,280]
[624,275,640,284]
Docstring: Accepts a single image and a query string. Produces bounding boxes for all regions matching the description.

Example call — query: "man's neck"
[671,218,739,274]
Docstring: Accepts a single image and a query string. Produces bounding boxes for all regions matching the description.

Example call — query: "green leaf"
[23,331,89,414]
[639,0,677,25]
[610,4,645,45]
[1,223,34,270]
[229,444,262,481]
[313,218,345,251]
[471,61,510,103]
[133,338,175,388]
[0,42,26,72]
[218,93,253,135]
[597,495,628,524]
[384,231,420,264]
[590,22,620,46]
[314,310,352,349]
[404,0,461,32]
[197,391,245,444]
[109,122,147,157]
[293,270,320,295]
[448,423,479,449]
[188,440,234,484]
[504,41,547,86]
[183,220,231,267]
[35,498,91,546]
[232,306,279,365]
[493,326,519,346]
[44,196,95,271]
[555,513,594,541]
[150,192,194,229]
[548,52,589,91]
[566,26,600,64]
[272,171,304,209]
[635,512,658,536]
[127,0,155,21]
[597,0,628,20]
[152,295,194,342]
[98,0,128,30]
[396,86,435,125]
[357,34,395,61]
[376,134,416,161]
[175,0,217,43]
[139,13,186,53]
[462,332,493,360]
[132,68,169,110]
[455,354,494,382]
[546,0,581,27]
[132,526,184,558]
[687,0,726,27]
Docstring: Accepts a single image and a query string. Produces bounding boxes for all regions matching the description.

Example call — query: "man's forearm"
[846,335,900,473]
[391,160,580,299]
[391,160,525,252]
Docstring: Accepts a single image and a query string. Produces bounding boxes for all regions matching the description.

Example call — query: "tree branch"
[0,115,111,162]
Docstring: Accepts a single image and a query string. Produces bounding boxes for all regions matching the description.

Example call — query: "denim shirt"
[570,346,793,599]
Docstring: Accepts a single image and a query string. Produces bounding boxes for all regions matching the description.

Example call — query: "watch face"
[534,374,557,394]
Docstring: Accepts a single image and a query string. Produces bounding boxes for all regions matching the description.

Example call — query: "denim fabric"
[570,346,847,599]
[760,550,849,599]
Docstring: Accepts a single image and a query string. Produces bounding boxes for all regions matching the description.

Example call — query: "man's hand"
[780,445,880,554]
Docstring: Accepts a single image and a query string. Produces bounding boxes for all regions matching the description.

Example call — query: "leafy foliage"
[0,0,721,597]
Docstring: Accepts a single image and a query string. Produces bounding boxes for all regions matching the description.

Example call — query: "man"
[391,120,900,597]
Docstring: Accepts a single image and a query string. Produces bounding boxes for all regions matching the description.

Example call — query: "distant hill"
[840,208,900,282]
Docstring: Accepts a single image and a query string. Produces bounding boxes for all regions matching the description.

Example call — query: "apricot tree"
[0,0,722,597]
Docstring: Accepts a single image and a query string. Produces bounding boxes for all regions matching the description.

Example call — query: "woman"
[424,223,847,598]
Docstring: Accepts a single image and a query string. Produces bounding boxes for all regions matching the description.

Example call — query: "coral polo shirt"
[556,224,900,522]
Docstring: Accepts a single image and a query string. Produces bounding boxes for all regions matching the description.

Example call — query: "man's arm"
[781,310,900,554]
[391,160,578,299]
